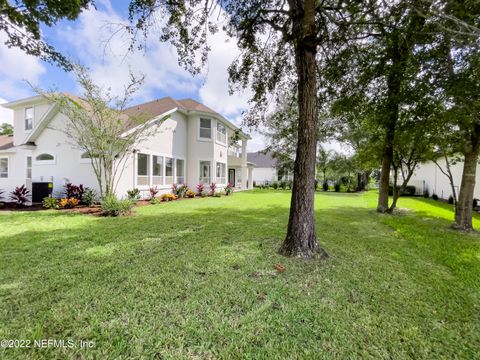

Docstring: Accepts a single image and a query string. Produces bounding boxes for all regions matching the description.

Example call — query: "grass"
[0,190,479,359]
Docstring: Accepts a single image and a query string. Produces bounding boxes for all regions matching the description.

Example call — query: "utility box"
[32,182,54,203]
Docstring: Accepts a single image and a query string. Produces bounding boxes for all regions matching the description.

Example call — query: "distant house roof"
[0,135,13,150]
[247,151,277,168]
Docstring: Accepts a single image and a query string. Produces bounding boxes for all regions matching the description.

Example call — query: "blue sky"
[0,0,267,151]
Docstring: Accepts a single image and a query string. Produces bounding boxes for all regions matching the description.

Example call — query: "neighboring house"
[0,95,254,202]
[247,151,293,185]
[408,157,480,200]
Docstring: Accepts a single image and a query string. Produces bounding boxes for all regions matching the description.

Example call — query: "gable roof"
[0,135,13,150]
[247,151,277,168]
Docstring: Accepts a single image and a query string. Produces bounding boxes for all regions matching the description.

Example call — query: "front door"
[228,169,235,186]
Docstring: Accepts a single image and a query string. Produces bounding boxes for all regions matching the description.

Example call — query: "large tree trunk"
[454,123,480,231]
[279,0,327,258]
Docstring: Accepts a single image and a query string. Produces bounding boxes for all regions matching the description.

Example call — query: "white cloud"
[0,32,46,100]
[0,98,13,124]
[198,29,251,118]
[56,4,199,103]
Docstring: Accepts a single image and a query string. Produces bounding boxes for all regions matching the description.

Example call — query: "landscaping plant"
[59,198,80,209]
[323,182,329,192]
[42,197,59,209]
[225,182,234,196]
[101,194,134,216]
[176,184,187,198]
[64,183,85,201]
[209,182,216,196]
[161,193,177,202]
[196,183,205,196]
[185,189,196,198]
[213,191,222,198]
[149,186,159,200]
[127,188,141,201]
[82,188,97,206]
[10,185,30,207]
[150,197,161,205]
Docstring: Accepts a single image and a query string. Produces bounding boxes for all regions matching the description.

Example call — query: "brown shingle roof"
[0,135,13,150]
[123,96,219,119]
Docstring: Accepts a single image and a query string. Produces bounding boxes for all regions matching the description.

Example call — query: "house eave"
[2,95,47,109]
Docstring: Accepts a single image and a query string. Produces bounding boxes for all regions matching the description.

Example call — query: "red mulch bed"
[0,195,219,215]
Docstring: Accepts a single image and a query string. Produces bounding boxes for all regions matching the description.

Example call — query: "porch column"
[241,138,248,190]
[248,167,253,189]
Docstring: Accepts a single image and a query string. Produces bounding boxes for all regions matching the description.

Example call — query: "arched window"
[36,153,54,161]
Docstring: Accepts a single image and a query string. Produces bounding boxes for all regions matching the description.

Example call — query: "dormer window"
[199,118,212,139]
[25,107,33,131]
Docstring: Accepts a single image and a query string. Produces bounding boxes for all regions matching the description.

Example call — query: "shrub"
[474,198,479,209]
[42,197,59,209]
[213,191,222,197]
[64,183,85,201]
[59,198,79,209]
[253,181,256,187]
[176,184,187,198]
[82,188,97,206]
[186,189,196,198]
[126,188,141,201]
[149,186,159,200]
[150,197,160,205]
[314,179,319,191]
[10,185,30,206]
[334,183,341,192]
[280,181,287,190]
[432,193,439,201]
[200,191,208,198]
[272,181,279,189]
[171,183,178,195]
[322,182,329,191]
[101,194,134,216]
[197,183,205,196]
[448,195,454,204]
[209,182,217,196]
[161,193,177,202]
[423,188,430,198]
[225,182,234,196]
[287,180,293,189]
[404,186,416,196]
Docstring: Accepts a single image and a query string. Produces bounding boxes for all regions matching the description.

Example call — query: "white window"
[216,122,227,144]
[216,162,226,184]
[165,157,174,184]
[25,107,33,130]
[0,158,8,178]
[176,159,185,184]
[199,118,212,139]
[137,153,149,186]
[26,156,32,179]
[199,161,211,184]
[152,155,163,185]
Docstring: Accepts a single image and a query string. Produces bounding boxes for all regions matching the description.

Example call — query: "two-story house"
[0,95,254,202]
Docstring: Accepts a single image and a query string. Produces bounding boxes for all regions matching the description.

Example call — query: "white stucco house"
[247,151,293,185]
[0,95,254,202]
[408,157,480,200]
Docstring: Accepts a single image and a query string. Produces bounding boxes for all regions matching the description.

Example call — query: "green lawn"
[0,190,479,359]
